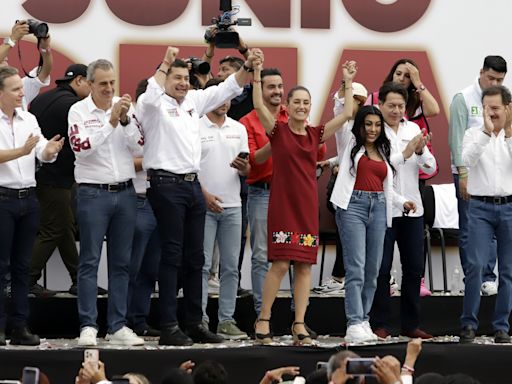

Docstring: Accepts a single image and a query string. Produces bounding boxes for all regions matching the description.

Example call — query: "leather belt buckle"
[494,197,502,205]
[184,174,196,182]
[107,184,119,192]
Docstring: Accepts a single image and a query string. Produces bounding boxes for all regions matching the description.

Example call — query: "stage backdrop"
[2,0,511,232]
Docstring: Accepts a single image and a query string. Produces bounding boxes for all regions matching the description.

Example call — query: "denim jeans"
[76,185,136,333]
[454,174,496,282]
[202,208,242,323]
[336,190,387,326]
[461,199,512,332]
[148,176,205,328]
[0,194,39,329]
[127,195,161,331]
[247,185,270,314]
[371,216,424,331]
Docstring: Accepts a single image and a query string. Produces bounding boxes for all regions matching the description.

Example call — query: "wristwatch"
[417,84,426,93]
[120,116,131,127]
[3,37,15,48]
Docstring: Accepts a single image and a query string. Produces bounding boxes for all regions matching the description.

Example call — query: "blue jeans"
[247,185,270,314]
[461,199,512,332]
[202,208,242,323]
[336,191,387,326]
[148,176,205,327]
[127,195,161,331]
[76,185,136,333]
[454,174,496,282]
[0,193,39,329]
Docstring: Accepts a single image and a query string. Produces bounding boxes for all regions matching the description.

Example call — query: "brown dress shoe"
[373,328,391,339]
[401,328,433,339]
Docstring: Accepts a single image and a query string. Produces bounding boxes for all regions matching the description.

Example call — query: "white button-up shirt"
[0,108,54,188]
[22,67,50,110]
[136,73,243,174]
[68,95,143,184]
[198,115,249,207]
[462,126,512,196]
[385,120,437,217]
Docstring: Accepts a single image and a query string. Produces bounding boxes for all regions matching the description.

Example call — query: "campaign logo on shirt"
[167,108,179,117]
[84,119,102,129]
[471,106,480,116]
[201,135,216,143]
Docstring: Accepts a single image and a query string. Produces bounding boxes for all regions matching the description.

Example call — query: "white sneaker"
[313,277,345,294]
[390,276,400,296]
[362,321,378,341]
[105,326,145,346]
[481,281,498,296]
[208,276,220,294]
[345,323,372,343]
[78,326,98,346]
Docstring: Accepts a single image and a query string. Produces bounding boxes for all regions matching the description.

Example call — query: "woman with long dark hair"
[330,105,416,343]
[252,61,357,345]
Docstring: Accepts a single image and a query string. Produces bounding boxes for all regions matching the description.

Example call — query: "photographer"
[1,20,53,108]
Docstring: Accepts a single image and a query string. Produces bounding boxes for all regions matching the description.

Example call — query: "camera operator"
[1,20,53,109]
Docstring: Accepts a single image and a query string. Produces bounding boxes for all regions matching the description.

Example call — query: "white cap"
[352,82,368,99]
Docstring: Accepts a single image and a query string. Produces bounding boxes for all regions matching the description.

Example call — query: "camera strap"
[17,38,44,79]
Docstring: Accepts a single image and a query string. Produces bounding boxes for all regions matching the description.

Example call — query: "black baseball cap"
[55,64,88,84]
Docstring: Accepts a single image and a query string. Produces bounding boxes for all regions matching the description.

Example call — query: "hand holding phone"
[237,151,249,160]
[345,358,376,376]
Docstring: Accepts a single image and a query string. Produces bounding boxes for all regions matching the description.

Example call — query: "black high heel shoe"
[254,318,272,344]
[292,321,312,345]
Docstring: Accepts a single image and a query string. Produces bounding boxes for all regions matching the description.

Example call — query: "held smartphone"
[21,367,39,384]
[84,349,99,369]
[237,151,249,160]
[345,358,376,376]
[316,361,328,370]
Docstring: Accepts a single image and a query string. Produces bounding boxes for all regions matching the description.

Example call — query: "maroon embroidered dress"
[268,121,324,264]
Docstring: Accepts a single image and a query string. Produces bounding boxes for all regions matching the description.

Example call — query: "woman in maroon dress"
[253,61,357,344]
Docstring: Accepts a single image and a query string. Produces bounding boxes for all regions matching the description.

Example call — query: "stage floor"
[1,292,509,382]
[0,336,509,384]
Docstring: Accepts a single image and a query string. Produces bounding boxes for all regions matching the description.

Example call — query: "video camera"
[205,0,251,48]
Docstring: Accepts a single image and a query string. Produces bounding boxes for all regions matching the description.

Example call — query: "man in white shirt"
[460,85,512,344]
[68,59,144,347]
[136,46,261,346]
[199,78,250,340]
[448,56,507,296]
[0,66,63,346]
[1,20,53,109]
[371,82,436,340]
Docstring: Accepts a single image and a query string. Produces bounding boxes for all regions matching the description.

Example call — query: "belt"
[0,186,35,199]
[250,182,271,190]
[147,169,198,182]
[80,180,133,192]
[471,195,512,205]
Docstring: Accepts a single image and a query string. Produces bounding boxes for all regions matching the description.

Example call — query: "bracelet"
[243,63,254,73]
[459,173,468,179]
[162,59,171,66]
[40,47,51,53]
[345,87,353,90]
[204,50,214,59]
[402,364,415,374]
[238,46,248,55]
[158,69,168,75]
[253,80,261,84]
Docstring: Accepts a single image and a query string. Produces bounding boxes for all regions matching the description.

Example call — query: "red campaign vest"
[370,91,439,180]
